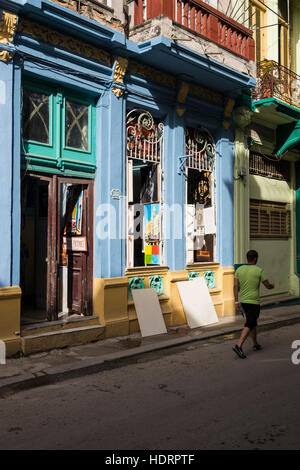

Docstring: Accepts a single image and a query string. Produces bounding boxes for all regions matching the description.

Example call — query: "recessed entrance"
[20,173,94,325]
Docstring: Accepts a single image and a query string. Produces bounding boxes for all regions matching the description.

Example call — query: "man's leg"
[237,326,250,349]
[251,327,257,345]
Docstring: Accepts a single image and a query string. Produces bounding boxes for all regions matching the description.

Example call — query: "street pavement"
[0,320,299,450]
[0,299,300,398]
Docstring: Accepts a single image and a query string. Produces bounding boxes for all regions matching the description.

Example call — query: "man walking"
[233,250,274,359]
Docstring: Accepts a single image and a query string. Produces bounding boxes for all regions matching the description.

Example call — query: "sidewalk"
[0,299,300,397]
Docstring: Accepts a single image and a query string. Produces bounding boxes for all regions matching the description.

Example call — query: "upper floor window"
[22,80,96,175]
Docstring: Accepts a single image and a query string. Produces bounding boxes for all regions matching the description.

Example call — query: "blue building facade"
[0,0,255,355]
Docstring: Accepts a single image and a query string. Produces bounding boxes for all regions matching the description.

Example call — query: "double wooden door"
[24,173,94,321]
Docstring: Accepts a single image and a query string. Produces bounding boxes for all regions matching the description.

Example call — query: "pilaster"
[233,107,252,264]
[94,88,126,278]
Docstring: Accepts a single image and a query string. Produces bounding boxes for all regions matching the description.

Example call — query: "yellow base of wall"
[93,264,235,338]
[0,266,235,356]
[0,286,21,357]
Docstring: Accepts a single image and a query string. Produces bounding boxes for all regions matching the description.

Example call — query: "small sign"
[111,189,121,200]
[63,237,87,252]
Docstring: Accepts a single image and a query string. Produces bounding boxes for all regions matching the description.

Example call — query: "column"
[0,60,13,287]
[94,89,126,279]
[163,110,186,271]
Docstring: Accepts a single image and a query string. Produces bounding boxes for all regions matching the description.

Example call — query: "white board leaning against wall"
[177,277,219,328]
[132,288,167,337]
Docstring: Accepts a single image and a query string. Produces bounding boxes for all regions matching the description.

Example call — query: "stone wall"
[129,16,256,78]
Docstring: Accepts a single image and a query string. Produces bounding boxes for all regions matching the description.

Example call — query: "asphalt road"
[0,322,300,450]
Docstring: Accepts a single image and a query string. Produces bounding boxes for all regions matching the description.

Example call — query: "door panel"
[58,177,93,316]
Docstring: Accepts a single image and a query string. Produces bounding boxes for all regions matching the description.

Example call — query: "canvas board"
[132,288,167,337]
[176,277,219,328]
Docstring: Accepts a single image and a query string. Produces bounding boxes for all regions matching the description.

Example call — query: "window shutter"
[250,200,291,238]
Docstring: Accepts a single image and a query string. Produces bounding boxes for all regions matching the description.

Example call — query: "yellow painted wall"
[93,264,235,338]
[0,286,21,356]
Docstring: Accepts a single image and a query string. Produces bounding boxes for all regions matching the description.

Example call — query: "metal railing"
[253,60,300,109]
[134,0,255,61]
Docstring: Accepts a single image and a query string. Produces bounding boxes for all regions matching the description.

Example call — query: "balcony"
[253,60,300,109]
[133,0,255,61]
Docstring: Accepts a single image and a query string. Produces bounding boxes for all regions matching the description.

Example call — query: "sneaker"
[232,344,247,359]
[253,343,262,351]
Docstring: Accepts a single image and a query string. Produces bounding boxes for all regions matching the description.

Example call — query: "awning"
[276,120,300,157]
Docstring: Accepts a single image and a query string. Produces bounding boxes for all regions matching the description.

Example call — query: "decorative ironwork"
[126,109,164,162]
[249,152,290,181]
[185,127,215,172]
[253,60,300,109]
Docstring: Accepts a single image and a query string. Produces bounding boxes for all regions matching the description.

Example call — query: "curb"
[1,313,300,397]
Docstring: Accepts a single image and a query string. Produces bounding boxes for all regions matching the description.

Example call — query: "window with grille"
[249,152,290,181]
[126,109,164,268]
[185,127,216,264]
[250,200,291,239]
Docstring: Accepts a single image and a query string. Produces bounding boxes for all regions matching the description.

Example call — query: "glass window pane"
[22,89,50,144]
[65,100,89,151]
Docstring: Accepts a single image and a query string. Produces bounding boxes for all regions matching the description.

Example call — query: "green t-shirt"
[235,264,268,305]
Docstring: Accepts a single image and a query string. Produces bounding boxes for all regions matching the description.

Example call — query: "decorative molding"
[177,81,189,104]
[113,56,128,83]
[0,286,22,299]
[190,84,223,106]
[112,86,124,98]
[112,56,128,97]
[176,81,189,116]
[17,18,112,67]
[222,98,235,129]
[0,10,18,62]
[233,107,252,129]
[128,60,177,89]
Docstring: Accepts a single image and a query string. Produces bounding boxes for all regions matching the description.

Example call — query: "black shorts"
[241,303,260,331]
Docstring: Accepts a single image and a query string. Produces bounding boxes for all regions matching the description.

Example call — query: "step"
[21,324,105,356]
[261,295,299,307]
[21,315,100,337]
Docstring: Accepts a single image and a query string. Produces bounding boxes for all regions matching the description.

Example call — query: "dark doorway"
[20,175,49,323]
[20,173,94,325]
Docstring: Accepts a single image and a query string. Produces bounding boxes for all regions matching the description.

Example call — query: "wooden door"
[57,177,93,316]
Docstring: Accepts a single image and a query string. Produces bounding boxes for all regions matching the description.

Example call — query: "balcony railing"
[253,60,300,109]
[134,0,255,61]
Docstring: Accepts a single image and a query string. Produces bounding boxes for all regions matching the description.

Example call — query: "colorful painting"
[71,190,83,235]
[145,243,160,265]
[188,169,212,208]
[144,203,160,242]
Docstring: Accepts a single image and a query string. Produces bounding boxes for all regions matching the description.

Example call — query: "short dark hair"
[247,250,258,262]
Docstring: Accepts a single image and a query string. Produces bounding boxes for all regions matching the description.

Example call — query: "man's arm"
[263,280,274,290]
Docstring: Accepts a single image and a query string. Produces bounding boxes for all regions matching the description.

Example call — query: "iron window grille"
[249,152,290,181]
